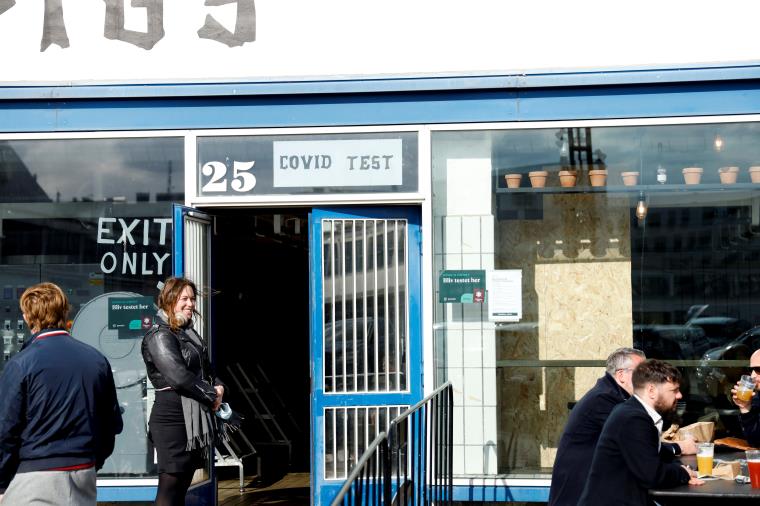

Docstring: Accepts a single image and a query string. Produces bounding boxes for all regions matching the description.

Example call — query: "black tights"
[156,471,194,506]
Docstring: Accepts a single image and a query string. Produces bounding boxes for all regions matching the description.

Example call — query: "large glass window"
[432,121,760,476]
[0,137,184,478]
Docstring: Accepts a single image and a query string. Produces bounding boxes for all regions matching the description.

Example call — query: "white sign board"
[486,270,522,322]
[1,1,760,85]
[273,139,402,188]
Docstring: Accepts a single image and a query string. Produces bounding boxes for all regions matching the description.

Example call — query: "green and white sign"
[439,270,486,303]
[108,296,154,337]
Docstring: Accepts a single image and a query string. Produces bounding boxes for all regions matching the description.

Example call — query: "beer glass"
[696,443,714,477]
[746,449,760,488]
[736,375,755,403]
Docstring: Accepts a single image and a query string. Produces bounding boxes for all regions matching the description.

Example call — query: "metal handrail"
[331,431,389,506]
[331,382,453,506]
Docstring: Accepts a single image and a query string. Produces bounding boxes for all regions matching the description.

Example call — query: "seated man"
[731,348,760,447]
[549,348,695,506]
[578,359,702,506]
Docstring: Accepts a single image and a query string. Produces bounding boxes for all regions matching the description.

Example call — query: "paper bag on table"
[661,421,714,443]
[710,460,741,480]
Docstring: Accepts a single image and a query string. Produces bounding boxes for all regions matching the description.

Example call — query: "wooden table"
[650,451,760,505]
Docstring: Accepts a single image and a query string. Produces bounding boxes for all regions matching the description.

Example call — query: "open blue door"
[172,204,217,506]
[310,206,423,505]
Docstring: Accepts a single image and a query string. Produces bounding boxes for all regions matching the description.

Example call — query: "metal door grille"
[183,215,211,337]
[324,405,406,480]
[322,219,409,394]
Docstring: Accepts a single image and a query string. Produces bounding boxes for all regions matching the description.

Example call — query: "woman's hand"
[213,385,225,411]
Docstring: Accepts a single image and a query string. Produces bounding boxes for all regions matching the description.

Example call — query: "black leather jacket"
[141,314,218,407]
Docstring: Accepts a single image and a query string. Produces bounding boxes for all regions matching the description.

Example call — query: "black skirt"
[149,390,204,473]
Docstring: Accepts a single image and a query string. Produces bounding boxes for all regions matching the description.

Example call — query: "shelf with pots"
[497,166,760,193]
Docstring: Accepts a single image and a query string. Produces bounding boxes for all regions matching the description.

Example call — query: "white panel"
[483,367,497,406]
[446,329,464,369]
[483,406,498,443]
[464,445,485,475]
[461,253,482,270]
[483,434,499,475]
[443,216,462,254]
[461,304,484,328]
[480,215,495,254]
[445,159,492,216]
[452,406,465,446]
[453,445,466,475]
[462,329,483,368]
[463,368,483,406]
[447,368,465,416]
[461,216,481,254]
[443,254,462,270]
[482,331,496,369]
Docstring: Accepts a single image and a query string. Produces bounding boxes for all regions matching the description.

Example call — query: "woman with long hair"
[141,277,224,505]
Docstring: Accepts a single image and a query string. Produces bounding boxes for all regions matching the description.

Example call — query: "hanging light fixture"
[635,191,648,221]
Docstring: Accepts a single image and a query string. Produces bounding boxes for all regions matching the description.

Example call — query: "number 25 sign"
[200,160,256,194]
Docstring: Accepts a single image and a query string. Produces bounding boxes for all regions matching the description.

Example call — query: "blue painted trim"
[3,80,760,133]
[4,62,760,100]
[96,486,157,502]
[310,206,423,506]
[452,484,550,502]
[173,204,185,276]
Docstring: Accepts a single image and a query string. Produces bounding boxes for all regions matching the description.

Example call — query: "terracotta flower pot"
[504,173,522,188]
[621,171,639,186]
[589,169,608,187]
[750,166,760,183]
[558,170,578,188]
[682,167,703,185]
[528,170,548,188]
[718,166,739,185]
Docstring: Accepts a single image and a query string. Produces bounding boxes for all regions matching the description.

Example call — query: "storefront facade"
[3,77,760,504]
[5,2,760,504]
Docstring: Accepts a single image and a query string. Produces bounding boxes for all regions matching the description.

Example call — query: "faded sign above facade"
[3,0,760,86]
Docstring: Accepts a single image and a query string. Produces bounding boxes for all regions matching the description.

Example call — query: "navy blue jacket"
[0,329,123,492]
[548,373,630,506]
[578,397,690,506]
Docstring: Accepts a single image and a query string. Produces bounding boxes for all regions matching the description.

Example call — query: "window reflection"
[432,121,760,476]
[0,136,184,479]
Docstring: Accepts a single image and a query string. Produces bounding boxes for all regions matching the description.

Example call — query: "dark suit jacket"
[740,394,760,447]
[548,373,630,506]
[577,397,690,506]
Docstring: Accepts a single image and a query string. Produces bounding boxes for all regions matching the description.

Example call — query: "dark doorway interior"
[211,209,311,483]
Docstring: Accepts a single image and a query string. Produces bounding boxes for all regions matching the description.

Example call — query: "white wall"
[2,0,760,85]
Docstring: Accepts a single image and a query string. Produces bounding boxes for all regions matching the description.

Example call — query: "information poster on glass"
[486,270,522,322]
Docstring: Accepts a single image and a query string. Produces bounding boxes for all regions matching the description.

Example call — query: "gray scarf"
[157,310,215,451]
[181,324,215,451]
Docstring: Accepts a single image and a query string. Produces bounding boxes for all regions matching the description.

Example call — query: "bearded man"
[578,359,703,506]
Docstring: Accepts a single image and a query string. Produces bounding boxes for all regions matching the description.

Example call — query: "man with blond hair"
[0,282,123,504]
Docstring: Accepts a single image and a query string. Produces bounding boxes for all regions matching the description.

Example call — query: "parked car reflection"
[633,324,710,360]
[696,325,760,405]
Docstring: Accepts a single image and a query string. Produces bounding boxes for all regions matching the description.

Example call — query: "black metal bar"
[330,382,453,506]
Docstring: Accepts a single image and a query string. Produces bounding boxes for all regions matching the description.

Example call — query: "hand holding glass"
[736,375,755,403]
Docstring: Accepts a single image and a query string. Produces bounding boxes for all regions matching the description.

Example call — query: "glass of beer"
[747,450,760,488]
[737,375,755,403]
[697,443,714,477]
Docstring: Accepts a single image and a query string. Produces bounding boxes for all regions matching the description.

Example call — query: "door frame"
[309,205,423,505]
[173,204,218,506]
